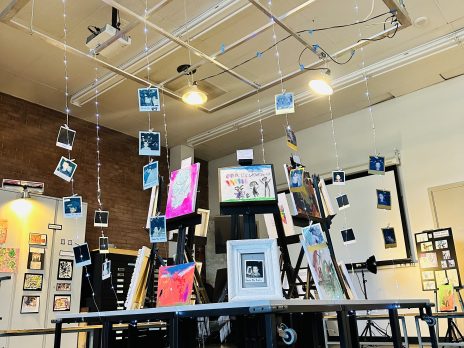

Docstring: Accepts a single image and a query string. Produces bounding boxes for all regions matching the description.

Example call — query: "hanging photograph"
[219,164,276,204]
[56,283,71,291]
[143,161,159,190]
[332,170,345,185]
[275,92,295,115]
[376,189,391,210]
[94,210,109,228]
[156,262,196,307]
[368,155,385,175]
[29,233,47,246]
[57,259,73,280]
[139,131,160,156]
[149,215,167,243]
[341,228,356,245]
[336,194,350,211]
[63,196,83,218]
[289,168,304,192]
[285,166,321,219]
[27,247,45,270]
[138,87,160,112]
[0,220,7,244]
[102,259,111,280]
[302,223,326,250]
[54,156,77,182]
[146,185,159,229]
[23,273,43,291]
[166,163,200,219]
[0,248,19,273]
[56,125,76,150]
[99,236,109,253]
[243,258,265,285]
[285,126,298,151]
[382,227,397,248]
[73,243,91,267]
[20,295,40,314]
[53,295,71,311]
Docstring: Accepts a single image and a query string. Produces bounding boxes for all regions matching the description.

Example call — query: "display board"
[0,188,86,348]
[325,167,411,265]
[415,228,461,291]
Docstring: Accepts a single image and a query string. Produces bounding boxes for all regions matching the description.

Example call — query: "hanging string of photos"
[256,89,266,163]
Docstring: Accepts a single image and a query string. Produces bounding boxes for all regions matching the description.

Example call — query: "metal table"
[53,299,437,348]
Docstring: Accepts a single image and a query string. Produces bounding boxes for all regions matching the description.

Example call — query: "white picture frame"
[227,239,283,301]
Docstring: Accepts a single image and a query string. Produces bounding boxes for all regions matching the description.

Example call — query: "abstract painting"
[156,262,195,307]
[23,273,43,291]
[0,248,19,273]
[264,193,296,238]
[438,284,455,312]
[219,165,276,203]
[53,295,71,311]
[0,220,7,244]
[21,296,40,314]
[166,163,200,219]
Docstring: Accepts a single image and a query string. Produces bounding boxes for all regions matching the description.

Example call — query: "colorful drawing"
[157,262,195,307]
[29,233,47,246]
[263,193,296,238]
[300,235,345,300]
[0,220,7,244]
[438,284,455,312]
[302,223,327,251]
[23,273,43,291]
[219,165,276,203]
[166,163,200,219]
[53,295,71,311]
[0,248,19,273]
[418,252,438,269]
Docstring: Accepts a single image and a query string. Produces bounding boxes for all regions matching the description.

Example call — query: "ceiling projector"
[85,23,131,57]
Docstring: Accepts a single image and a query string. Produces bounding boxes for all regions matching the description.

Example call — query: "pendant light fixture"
[309,69,334,96]
[182,81,208,106]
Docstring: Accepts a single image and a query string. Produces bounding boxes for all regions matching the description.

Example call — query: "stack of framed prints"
[415,228,461,292]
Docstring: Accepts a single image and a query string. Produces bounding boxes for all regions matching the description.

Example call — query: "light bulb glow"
[309,78,333,96]
[182,85,207,106]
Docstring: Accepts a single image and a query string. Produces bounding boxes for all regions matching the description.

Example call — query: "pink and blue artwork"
[165,163,200,219]
[156,262,195,307]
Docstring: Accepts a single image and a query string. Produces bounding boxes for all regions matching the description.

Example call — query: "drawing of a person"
[261,176,271,197]
[249,181,259,197]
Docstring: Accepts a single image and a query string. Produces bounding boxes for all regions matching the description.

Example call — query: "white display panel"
[0,189,86,348]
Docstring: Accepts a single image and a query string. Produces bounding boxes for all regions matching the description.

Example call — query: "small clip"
[256,51,263,58]
[299,64,305,71]
[220,43,225,53]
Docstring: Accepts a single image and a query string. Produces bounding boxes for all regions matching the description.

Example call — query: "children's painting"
[0,248,19,273]
[156,262,195,307]
[438,284,455,312]
[264,193,295,238]
[166,163,200,219]
[219,165,276,203]
[0,220,7,244]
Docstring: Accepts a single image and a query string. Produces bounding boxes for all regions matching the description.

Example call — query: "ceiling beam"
[0,0,30,22]
[382,0,412,27]
[101,0,260,89]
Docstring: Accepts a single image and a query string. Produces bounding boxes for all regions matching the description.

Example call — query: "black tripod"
[359,269,391,343]
[444,317,464,342]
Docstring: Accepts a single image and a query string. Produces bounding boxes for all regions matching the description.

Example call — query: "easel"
[0,276,10,322]
[434,286,464,343]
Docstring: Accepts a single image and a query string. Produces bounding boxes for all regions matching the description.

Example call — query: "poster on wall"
[166,163,200,219]
[0,247,19,273]
[0,220,7,244]
[219,164,277,204]
[415,228,461,291]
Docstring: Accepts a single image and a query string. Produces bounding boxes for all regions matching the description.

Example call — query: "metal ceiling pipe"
[101,0,260,89]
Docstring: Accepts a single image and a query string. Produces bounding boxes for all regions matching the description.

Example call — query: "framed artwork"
[0,247,19,273]
[27,247,45,270]
[53,295,71,311]
[21,295,40,314]
[194,209,210,237]
[56,282,71,291]
[29,233,47,246]
[301,225,345,300]
[166,163,200,219]
[219,164,277,204]
[438,284,455,312]
[57,259,73,280]
[156,262,196,307]
[264,193,296,238]
[0,219,7,244]
[149,215,167,243]
[227,239,283,301]
[23,273,43,291]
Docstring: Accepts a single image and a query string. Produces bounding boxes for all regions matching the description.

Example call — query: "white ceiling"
[0,0,464,160]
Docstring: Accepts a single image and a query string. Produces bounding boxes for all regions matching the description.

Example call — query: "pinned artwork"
[0,248,19,273]
[438,284,455,312]
[166,163,200,219]
[289,168,304,192]
[99,236,109,254]
[377,190,391,210]
[336,194,350,211]
[56,125,76,150]
[23,273,43,291]
[57,259,73,280]
[54,156,77,182]
[94,210,109,228]
[368,155,385,175]
[382,227,397,248]
[275,92,295,115]
[102,259,111,280]
[21,296,40,314]
[285,126,297,151]
[143,161,159,190]
[149,215,167,243]
[0,220,7,244]
[138,87,160,112]
[27,247,45,270]
[73,243,91,267]
[156,262,196,307]
[219,165,276,204]
[63,196,83,218]
[139,131,160,156]
[53,295,71,311]
[332,170,345,185]
[419,253,438,269]
[29,233,47,246]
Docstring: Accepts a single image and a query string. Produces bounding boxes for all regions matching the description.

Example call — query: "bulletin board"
[415,228,461,291]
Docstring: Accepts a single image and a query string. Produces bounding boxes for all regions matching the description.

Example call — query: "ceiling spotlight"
[309,70,333,96]
[182,82,208,106]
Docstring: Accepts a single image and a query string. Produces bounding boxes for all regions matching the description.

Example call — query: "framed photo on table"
[227,239,283,301]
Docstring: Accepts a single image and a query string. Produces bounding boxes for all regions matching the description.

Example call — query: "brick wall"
[0,92,208,254]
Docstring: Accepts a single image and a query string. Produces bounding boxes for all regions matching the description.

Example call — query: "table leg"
[101,321,112,348]
[169,317,178,348]
[348,311,360,348]
[388,309,402,348]
[127,320,137,348]
[400,316,409,348]
[415,316,423,348]
[264,313,277,348]
[337,310,355,348]
[425,305,438,348]
[53,320,62,348]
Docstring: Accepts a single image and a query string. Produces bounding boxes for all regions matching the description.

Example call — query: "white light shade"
[309,78,333,96]
[182,84,208,105]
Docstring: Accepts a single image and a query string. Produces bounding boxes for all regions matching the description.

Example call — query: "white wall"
[207,75,464,336]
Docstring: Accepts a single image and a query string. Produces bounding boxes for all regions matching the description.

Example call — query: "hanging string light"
[256,89,266,164]
[160,88,170,174]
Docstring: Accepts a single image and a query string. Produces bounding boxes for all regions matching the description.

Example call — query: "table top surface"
[55,298,431,322]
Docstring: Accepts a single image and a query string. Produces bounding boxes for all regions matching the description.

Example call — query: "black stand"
[444,317,464,342]
[359,269,391,341]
